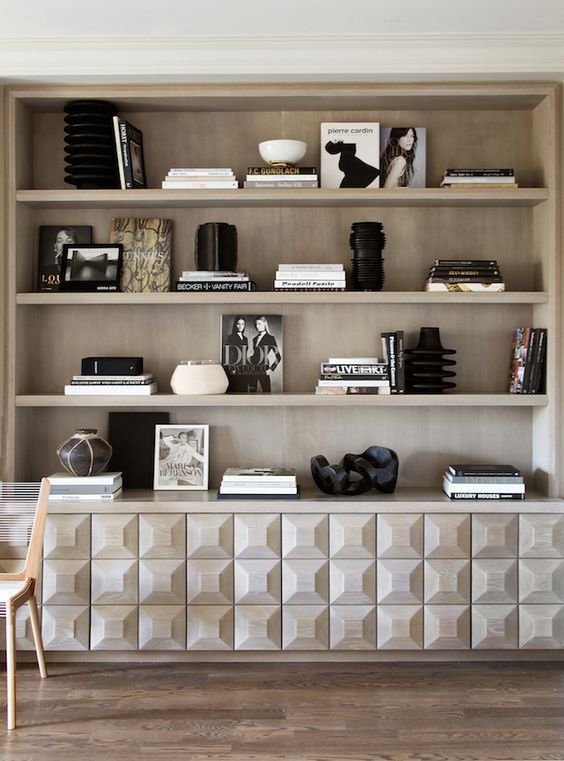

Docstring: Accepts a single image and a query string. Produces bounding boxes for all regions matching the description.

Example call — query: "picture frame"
[153,424,209,490]
[59,243,123,292]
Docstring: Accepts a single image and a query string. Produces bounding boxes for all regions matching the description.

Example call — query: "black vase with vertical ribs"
[405,327,456,393]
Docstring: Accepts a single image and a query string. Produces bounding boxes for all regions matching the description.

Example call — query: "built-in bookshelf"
[3,82,560,498]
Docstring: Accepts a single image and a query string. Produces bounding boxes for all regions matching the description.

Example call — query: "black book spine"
[429,268,501,276]
[428,275,504,284]
[448,466,520,477]
[395,331,405,393]
[447,492,525,500]
[434,260,499,266]
[382,332,398,393]
[118,121,133,189]
[530,328,547,393]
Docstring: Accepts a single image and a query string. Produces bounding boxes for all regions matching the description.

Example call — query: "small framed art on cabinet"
[154,425,209,490]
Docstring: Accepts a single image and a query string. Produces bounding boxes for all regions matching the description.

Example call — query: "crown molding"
[0,33,563,82]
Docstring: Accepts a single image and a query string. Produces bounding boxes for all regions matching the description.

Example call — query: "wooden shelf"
[16,291,549,306]
[16,188,549,209]
[16,393,548,408]
[46,487,563,514]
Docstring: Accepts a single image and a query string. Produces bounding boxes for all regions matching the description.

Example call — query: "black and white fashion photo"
[153,424,209,490]
[380,127,427,188]
[221,314,283,392]
[37,225,92,291]
[320,122,380,188]
[59,243,123,291]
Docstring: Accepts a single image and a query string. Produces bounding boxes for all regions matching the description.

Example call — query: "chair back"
[0,479,50,580]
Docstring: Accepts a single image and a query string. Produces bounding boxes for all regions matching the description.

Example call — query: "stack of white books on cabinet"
[48,472,123,501]
[161,168,238,189]
[316,357,391,395]
[442,464,525,501]
[217,468,299,499]
[274,264,346,291]
[64,373,158,395]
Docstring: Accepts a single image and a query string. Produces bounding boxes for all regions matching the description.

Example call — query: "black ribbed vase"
[405,327,456,393]
[64,100,120,189]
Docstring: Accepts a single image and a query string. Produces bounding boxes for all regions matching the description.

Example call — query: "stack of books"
[244,166,318,189]
[175,271,254,292]
[48,472,123,501]
[315,357,390,395]
[64,372,158,395]
[508,327,547,394]
[424,259,505,293]
[443,464,525,501]
[217,468,299,499]
[381,331,405,393]
[440,168,517,189]
[161,168,238,189]
[274,264,346,291]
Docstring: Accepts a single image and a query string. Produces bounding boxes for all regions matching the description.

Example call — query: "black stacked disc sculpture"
[349,221,386,291]
[64,100,120,189]
[405,327,457,393]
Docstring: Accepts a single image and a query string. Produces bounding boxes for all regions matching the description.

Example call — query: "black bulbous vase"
[405,327,456,393]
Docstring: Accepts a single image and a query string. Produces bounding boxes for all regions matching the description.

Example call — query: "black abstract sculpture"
[405,326,456,393]
[311,446,399,496]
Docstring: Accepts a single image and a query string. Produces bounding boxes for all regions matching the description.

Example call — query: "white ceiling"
[1,0,563,37]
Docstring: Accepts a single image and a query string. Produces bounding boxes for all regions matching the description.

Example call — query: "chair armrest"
[0,572,27,581]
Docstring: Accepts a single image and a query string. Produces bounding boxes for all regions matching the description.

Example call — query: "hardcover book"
[37,225,92,291]
[108,411,170,489]
[380,127,426,188]
[221,314,283,393]
[320,122,380,189]
[110,218,172,292]
[113,117,146,189]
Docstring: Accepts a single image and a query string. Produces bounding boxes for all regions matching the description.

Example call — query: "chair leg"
[28,596,48,679]
[6,605,16,730]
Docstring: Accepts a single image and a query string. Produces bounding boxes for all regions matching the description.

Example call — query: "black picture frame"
[59,243,123,292]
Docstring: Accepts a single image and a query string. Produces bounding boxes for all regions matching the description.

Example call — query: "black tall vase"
[405,327,456,393]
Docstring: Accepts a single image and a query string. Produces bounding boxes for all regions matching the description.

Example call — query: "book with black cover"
[108,411,169,489]
[217,487,300,500]
[38,225,92,291]
[447,464,521,477]
[446,492,525,500]
[113,117,146,189]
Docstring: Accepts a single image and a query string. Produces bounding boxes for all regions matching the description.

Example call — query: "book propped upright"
[113,117,146,189]
[111,218,172,292]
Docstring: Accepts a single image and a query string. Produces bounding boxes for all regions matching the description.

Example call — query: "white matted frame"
[153,425,209,490]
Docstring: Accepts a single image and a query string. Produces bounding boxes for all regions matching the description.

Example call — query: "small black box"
[81,357,144,376]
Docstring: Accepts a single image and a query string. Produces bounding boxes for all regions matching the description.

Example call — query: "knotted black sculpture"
[405,326,456,393]
[311,446,399,496]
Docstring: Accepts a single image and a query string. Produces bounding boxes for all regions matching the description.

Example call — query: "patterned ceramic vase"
[56,428,112,476]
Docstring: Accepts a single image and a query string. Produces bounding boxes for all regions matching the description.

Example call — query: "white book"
[278,264,344,272]
[72,374,154,382]
[245,174,318,182]
[47,472,122,485]
[51,483,122,495]
[320,122,380,189]
[168,168,234,174]
[275,280,345,289]
[328,357,379,363]
[180,271,247,278]
[64,383,158,395]
[49,489,123,501]
[220,486,298,495]
[317,379,390,387]
[179,276,250,283]
[220,480,294,489]
[275,271,346,281]
[443,478,525,495]
[222,468,296,483]
[441,175,515,184]
[315,386,391,395]
[165,174,236,181]
[162,181,238,189]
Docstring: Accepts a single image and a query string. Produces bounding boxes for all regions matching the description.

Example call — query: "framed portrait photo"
[154,424,209,490]
[59,243,123,292]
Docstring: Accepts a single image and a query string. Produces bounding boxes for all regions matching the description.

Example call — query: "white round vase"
[170,360,229,395]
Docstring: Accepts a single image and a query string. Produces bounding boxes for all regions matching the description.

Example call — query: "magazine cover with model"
[221,314,283,393]
[320,122,380,188]
[380,127,427,188]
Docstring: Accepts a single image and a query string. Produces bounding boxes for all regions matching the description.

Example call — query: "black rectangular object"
[82,357,143,376]
[108,411,169,489]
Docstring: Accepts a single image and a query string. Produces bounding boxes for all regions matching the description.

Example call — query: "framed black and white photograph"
[37,225,93,291]
[221,314,283,393]
[154,424,209,490]
[380,127,427,188]
[59,243,123,292]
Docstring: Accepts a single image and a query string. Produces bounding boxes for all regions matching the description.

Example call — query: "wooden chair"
[0,479,50,729]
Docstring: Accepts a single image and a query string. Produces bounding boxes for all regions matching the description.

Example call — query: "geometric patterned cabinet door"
[91,559,138,605]
[282,515,329,559]
[234,606,281,650]
[472,559,518,604]
[519,559,564,603]
[138,605,186,650]
[377,559,423,604]
[234,514,281,558]
[424,514,470,559]
[91,514,138,559]
[42,559,90,605]
[44,514,91,559]
[282,606,329,650]
[234,559,281,605]
[139,514,186,559]
[377,605,423,650]
[472,605,518,649]
[519,605,564,648]
[282,559,329,605]
[424,605,471,649]
[138,559,186,604]
[329,514,376,558]
[330,559,376,605]
[472,514,518,558]
[187,606,233,650]
[90,606,138,650]
[377,514,423,559]
[520,515,564,558]
[187,559,234,605]
[187,514,233,559]
[42,606,90,651]
[330,606,376,650]
[424,559,470,605]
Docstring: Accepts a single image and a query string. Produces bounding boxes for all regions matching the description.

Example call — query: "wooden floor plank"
[1,662,564,760]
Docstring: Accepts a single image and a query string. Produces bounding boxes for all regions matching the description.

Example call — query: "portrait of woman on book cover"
[221,314,283,393]
[154,424,209,489]
[380,127,427,188]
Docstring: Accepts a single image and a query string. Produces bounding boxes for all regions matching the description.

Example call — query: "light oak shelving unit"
[3,82,563,658]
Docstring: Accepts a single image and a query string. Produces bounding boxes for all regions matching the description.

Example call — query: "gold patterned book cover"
[110,218,172,292]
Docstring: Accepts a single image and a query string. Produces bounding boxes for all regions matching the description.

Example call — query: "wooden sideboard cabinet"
[4,505,561,659]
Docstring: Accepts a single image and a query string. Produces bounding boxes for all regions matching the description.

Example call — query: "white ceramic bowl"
[258,139,307,166]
